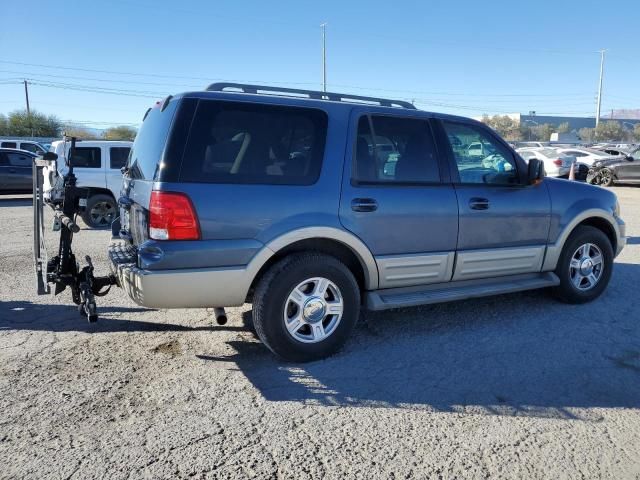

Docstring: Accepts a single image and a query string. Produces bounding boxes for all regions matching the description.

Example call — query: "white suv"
[47,140,132,228]
[1,139,48,155]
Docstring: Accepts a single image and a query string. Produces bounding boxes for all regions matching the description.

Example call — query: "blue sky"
[1,0,638,128]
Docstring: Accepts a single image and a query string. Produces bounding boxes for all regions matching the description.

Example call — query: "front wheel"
[252,253,360,362]
[552,226,613,304]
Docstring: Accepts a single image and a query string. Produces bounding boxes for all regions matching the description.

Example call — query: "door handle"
[469,197,490,210]
[351,198,378,212]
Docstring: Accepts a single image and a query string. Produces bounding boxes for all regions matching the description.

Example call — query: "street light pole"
[321,23,327,93]
[595,49,606,128]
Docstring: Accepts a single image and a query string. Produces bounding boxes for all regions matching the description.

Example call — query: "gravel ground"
[1,187,639,479]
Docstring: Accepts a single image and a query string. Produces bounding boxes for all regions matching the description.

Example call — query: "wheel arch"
[246,227,378,302]
[542,209,621,271]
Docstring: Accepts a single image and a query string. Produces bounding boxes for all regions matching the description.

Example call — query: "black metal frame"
[33,137,117,322]
[206,82,416,110]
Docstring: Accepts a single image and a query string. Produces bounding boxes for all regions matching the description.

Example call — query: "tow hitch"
[33,137,117,322]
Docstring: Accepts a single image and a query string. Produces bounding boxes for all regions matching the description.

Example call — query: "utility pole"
[595,49,606,128]
[321,23,327,93]
[24,79,33,137]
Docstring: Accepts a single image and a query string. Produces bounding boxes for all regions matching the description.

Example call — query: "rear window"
[110,147,131,169]
[71,147,101,168]
[180,100,327,185]
[6,152,33,166]
[128,99,179,180]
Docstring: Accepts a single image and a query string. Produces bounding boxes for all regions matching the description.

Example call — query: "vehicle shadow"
[626,236,640,245]
[0,300,247,333]
[199,262,640,419]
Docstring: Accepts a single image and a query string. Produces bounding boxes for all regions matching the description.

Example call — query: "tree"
[556,122,570,134]
[578,127,595,142]
[633,124,640,142]
[5,109,62,137]
[480,115,521,140]
[532,123,554,142]
[595,121,624,142]
[103,125,137,141]
[62,126,102,140]
[0,113,7,135]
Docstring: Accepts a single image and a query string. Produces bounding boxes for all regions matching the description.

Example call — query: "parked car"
[0,148,36,193]
[516,147,576,178]
[44,140,132,228]
[587,146,640,186]
[0,139,48,155]
[557,147,618,167]
[108,83,626,361]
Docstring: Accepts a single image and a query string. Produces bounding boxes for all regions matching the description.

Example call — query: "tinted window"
[71,147,101,168]
[443,122,518,185]
[110,147,131,169]
[180,100,327,185]
[128,99,179,180]
[354,115,440,183]
[7,152,33,167]
[1,142,17,149]
[19,143,38,153]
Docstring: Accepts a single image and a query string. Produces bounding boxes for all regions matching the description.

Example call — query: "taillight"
[553,159,563,166]
[149,191,200,240]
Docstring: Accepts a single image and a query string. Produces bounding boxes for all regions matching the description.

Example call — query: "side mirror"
[627,156,634,161]
[527,158,545,185]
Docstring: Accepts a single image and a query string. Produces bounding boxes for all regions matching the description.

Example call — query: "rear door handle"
[351,198,378,212]
[469,197,490,210]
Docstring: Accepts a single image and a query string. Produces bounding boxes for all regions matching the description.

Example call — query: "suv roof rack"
[206,82,416,109]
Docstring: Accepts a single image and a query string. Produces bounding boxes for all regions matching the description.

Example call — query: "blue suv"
[109,83,626,361]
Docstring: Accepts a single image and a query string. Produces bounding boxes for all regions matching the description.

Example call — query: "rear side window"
[353,115,440,183]
[180,100,327,185]
[1,142,17,149]
[110,147,131,169]
[71,147,101,168]
[128,99,179,180]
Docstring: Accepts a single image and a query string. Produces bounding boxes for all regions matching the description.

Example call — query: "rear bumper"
[108,242,250,308]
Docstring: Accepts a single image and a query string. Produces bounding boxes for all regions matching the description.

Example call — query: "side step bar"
[365,272,560,311]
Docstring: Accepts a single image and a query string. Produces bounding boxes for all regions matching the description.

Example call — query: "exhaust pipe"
[213,307,227,325]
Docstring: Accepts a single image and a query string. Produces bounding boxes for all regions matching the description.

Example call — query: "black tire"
[252,252,360,362]
[552,226,613,304]
[82,194,116,229]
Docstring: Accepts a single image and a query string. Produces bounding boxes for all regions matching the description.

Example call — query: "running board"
[365,272,560,311]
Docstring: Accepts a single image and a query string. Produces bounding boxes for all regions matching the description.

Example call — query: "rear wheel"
[82,194,116,229]
[552,226,613,304]
[252,253,360,362]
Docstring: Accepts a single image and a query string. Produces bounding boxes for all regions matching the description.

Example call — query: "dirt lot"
[1,187,639,479]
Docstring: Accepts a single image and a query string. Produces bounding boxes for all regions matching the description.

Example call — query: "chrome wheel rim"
[600,170,612,185]
[283,277,344,343]
[569,243,604,291]
[90,201,116,226]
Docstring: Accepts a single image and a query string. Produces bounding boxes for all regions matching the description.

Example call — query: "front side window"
[110,147,131,169]
[180,100,327,185]
[442,121,518,185]
[353,115,440,183]
[7,152,33,167]
[71,147,101,168]
[19,143,38,154]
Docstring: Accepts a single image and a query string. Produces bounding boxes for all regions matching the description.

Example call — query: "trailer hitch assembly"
[33,137,117,322]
